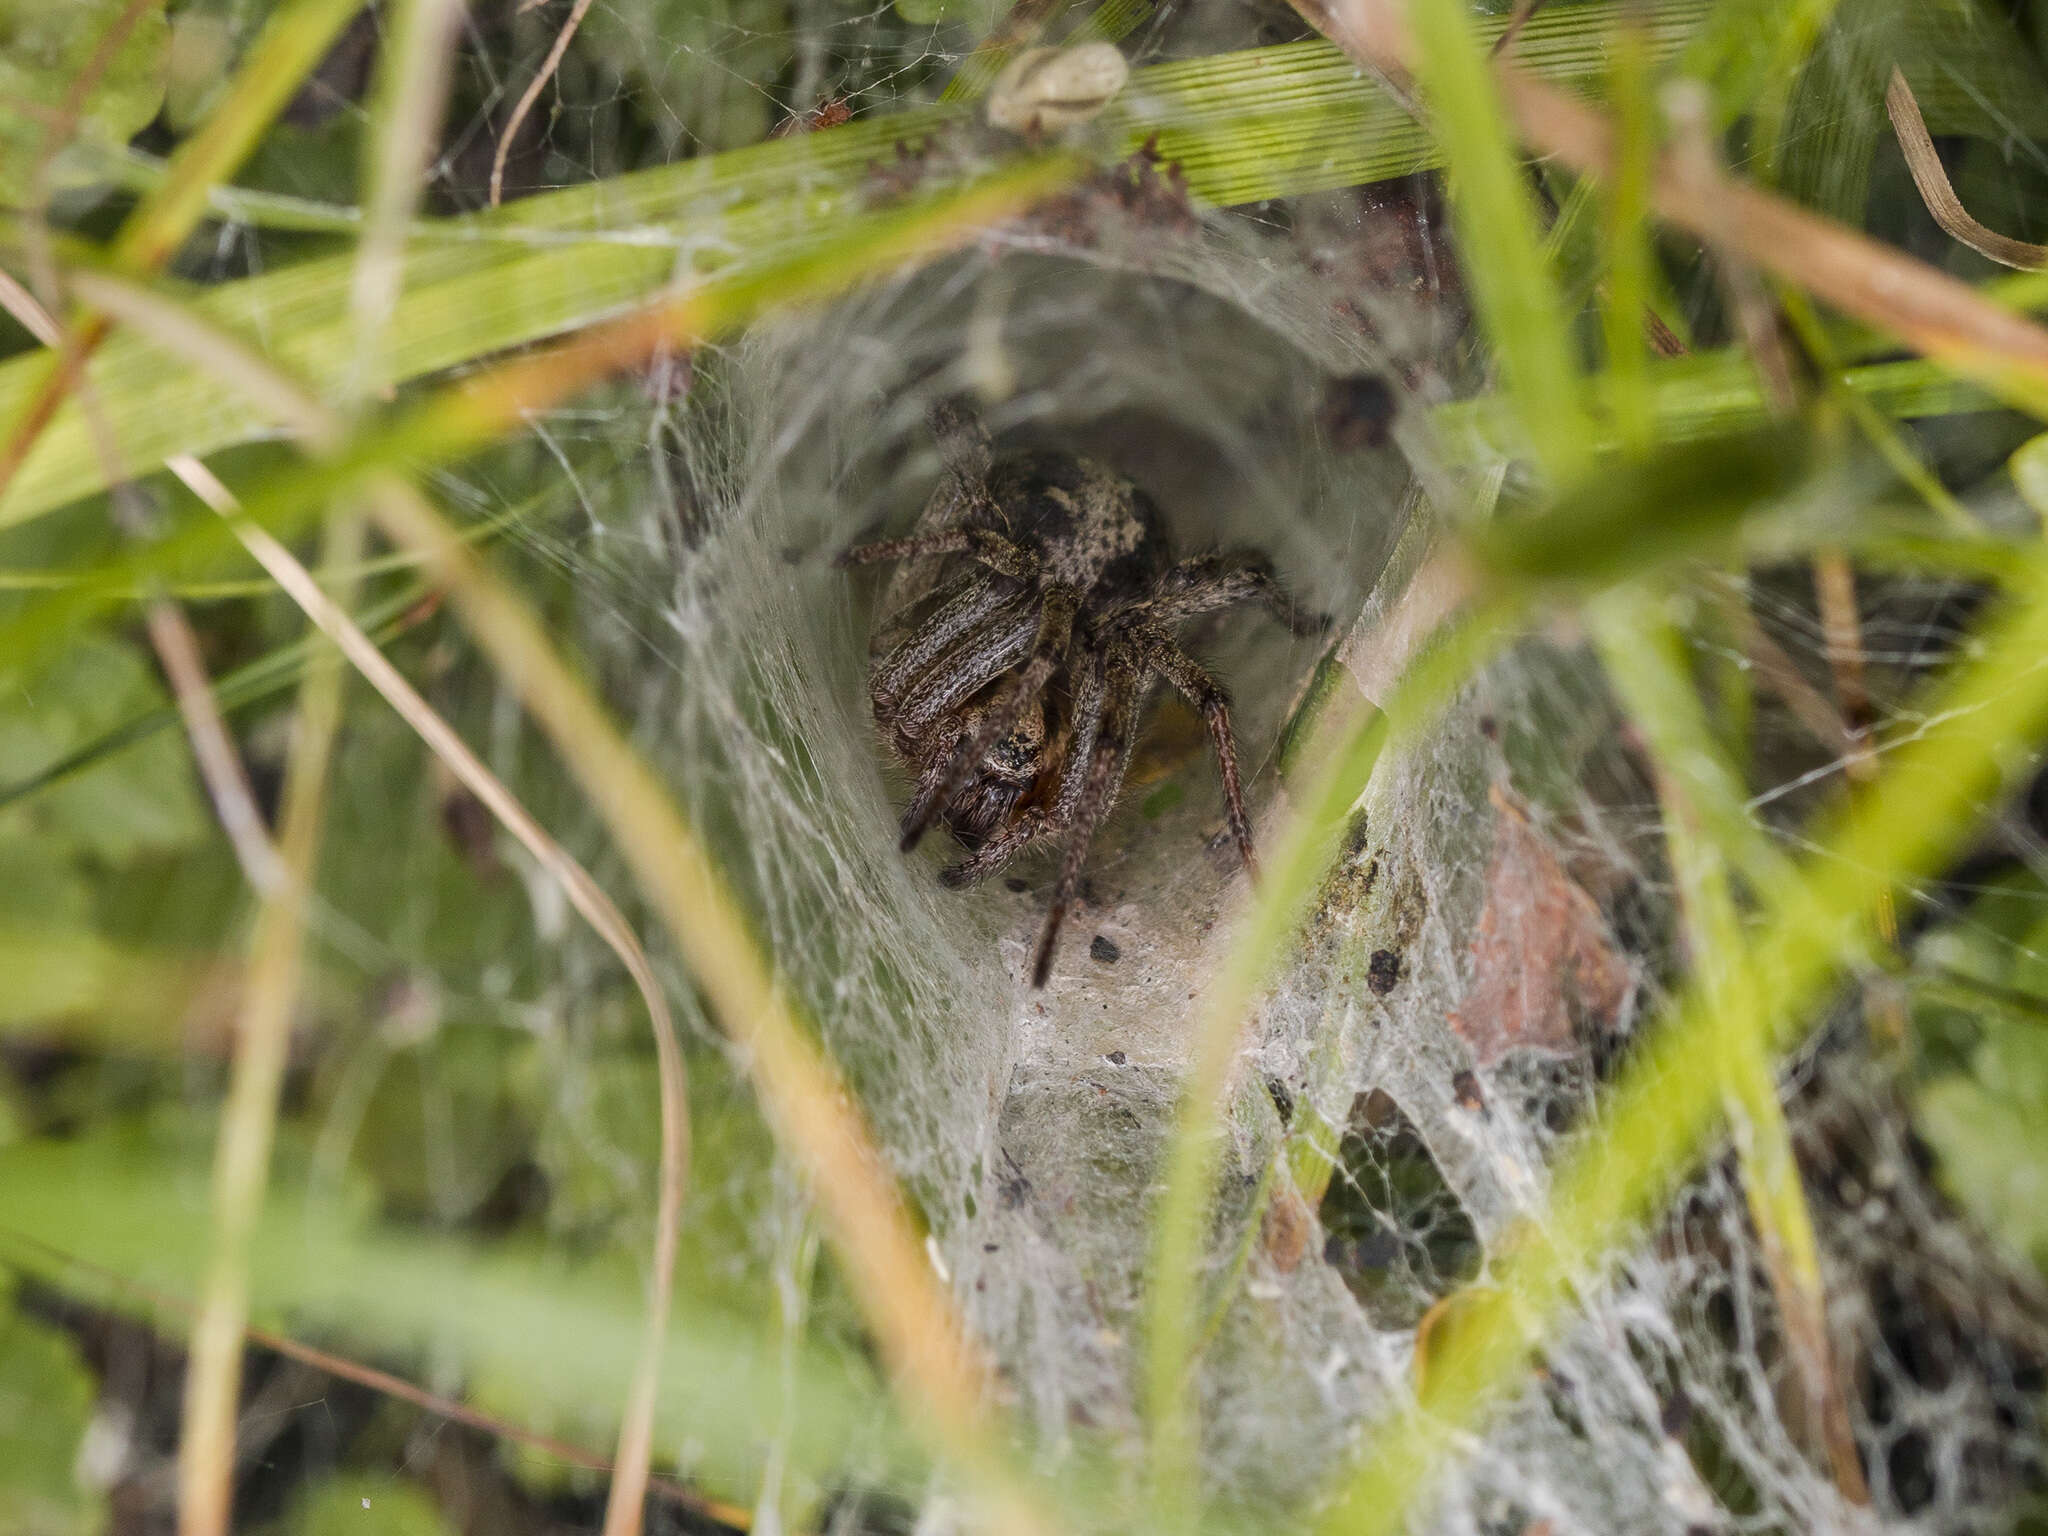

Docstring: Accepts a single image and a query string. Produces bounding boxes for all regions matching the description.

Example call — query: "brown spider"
[837,399,1321,987]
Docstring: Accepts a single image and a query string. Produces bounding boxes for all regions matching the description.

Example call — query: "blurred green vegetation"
[7,0,2048,1531]
[0,0,169,204]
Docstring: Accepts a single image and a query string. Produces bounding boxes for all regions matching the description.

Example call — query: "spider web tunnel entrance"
[624,241,1415,1463]
[556,216,2048,1529]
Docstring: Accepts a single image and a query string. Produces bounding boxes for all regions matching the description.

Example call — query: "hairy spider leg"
[1128,621,1257,877]
[833,524,1036,583]
[892,604,1044,836]
[901,584,1081,853]
[899,728,968,851]
[870,400,1001,619]
[1139,552,1327,636]
[870,572,1014,724]
[1033,652,1143,988]
[928,395,993,485]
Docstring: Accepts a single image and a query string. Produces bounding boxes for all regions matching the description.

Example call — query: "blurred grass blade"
[3,1231,749,1528]
[1773,285,1977,531]
[175,458,693,1536]
[0,1125,911,1508]
[364,466,1063,1536]
[1462,420,1816,586]
[1435,349,1998,466]
[1314,554,2048,1536]
[0,0,1712,528]
[1598,6,1655,453]
[0,0,370,498]
[351,0,465,399]
[1405,0,1591,482]
[1589,587,1791,894]
[0,583,429,812]
[2014,432,2048,526]
[0,156,1080,669]
[1591,586,1865,1501]
[1745,0,1845,173]
[108,0,370,275]
[65,267,336,445]
[93,145,366,233]
[177,514,346,1536]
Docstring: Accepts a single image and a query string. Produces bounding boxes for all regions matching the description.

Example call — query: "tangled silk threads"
[549,207,2045,1529]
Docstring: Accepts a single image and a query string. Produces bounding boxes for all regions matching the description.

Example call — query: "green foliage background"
[7,0,2048,1531]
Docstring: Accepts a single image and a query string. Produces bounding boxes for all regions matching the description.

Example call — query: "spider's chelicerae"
[837,399,1321,987]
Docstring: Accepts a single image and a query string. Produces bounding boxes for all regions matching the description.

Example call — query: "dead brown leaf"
[1262,1181,1317,1273]
[1449,784,1631,1065]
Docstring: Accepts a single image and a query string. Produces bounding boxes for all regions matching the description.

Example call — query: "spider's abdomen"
[987,450,1166,597]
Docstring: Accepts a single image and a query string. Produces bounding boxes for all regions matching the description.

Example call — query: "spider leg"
[835,526,1038,584]
[928,395,992,485]
[1033,652,1141,988]
[870,401,998,615]
[893,602,1044,823]
[1053,649,1108,824]
[1136,552,1325,636]
[1128,622,1256,876]
[871,572,1009,724]
[938,808,1051,888]
[897,716,967,846]
[901,585,1080,853]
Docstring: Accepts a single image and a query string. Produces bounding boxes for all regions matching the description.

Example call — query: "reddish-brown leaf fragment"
[1449,784,1631,1065]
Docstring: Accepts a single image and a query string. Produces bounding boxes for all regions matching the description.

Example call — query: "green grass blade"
[1599,8,1656,454]
[1589,585,1793,894]
[0,1125,911,1509]
[0,0,1711,528]
[1406,0,1592,484]
[0,0,370,505]
[0,157,1078,719]
[1435,349,2001,466]
[1141,592,1520,1523]
[109,0,371,274]
[349,0,464,403]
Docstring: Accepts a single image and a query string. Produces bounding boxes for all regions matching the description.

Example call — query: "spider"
[837,398,1321,987]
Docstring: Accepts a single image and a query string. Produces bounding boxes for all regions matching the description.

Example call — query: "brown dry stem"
[169,457,692,1536]
[1292,0,2048,415]
[489,0,595,206]
[1885,67,2047,273]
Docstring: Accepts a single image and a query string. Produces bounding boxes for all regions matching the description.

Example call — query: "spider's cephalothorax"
[837,398,1320,987]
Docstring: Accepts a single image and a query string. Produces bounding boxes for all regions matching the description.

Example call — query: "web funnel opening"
[545,193,2048,1531]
